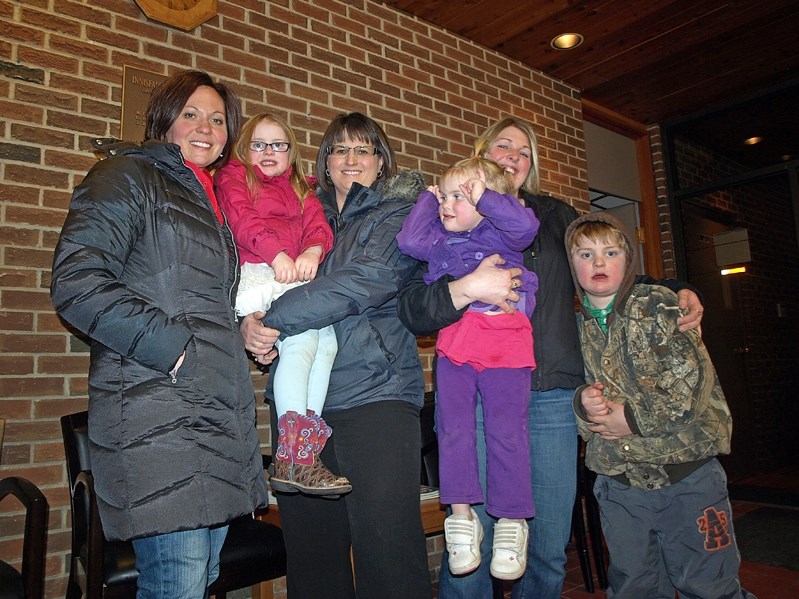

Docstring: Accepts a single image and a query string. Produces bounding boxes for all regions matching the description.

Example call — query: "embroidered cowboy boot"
[268,410,351,496]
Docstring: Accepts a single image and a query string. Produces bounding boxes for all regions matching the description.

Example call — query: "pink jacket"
[215,160,333,265]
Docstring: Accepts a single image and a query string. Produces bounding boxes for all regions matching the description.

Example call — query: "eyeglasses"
[326,145,380,157]
[249,141,290,153]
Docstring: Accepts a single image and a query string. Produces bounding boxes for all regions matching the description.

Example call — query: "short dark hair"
[315,112,396,193]
[145,70,242,170]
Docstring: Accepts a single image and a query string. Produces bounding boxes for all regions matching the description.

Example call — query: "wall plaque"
[121,66,167,142]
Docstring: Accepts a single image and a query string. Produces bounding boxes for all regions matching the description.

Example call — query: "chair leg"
[65,566,82,599]
[585,488,608,589]
[491,576,505,599]
[572,494,594,593]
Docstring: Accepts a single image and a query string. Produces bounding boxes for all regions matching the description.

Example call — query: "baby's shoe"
[444,508,484,575]
[490,518,528,580]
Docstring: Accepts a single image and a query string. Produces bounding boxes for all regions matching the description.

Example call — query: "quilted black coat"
[51,140,268,541]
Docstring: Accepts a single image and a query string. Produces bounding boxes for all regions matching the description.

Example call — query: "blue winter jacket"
[262,171,426,413]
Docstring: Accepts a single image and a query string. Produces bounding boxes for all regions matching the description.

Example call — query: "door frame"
[582,99,663,278]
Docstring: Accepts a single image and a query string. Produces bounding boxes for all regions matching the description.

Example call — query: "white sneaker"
[490,518,528,580]
[444,509,484,575]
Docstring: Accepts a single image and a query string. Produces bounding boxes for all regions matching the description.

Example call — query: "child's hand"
[459,177,486,206]
[428,184,439,196]
[295,246,323,281]
[271,252,298,283]
[581,382,609,417]
[586,400,633,440]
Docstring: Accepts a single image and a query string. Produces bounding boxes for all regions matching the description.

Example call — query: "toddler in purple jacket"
[396,156,539,580]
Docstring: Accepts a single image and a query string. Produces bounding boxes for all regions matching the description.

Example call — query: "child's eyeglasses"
[326,145,380,157]
[249,141,290,153]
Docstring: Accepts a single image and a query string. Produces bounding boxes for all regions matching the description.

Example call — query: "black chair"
[571,437,608,592]
[0,476,48,599]
[60,411,286,599]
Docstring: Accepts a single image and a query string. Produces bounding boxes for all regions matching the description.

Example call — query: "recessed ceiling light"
[551,33,584,50]
[743,136,762,145]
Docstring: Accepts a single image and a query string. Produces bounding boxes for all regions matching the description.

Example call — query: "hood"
[564,211,638,320]
[318,169,427,216]
[377,169,427,204]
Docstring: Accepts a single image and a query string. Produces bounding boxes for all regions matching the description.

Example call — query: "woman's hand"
[240,312,280,364]
[677,289,704,333]
[169,352,185,378]
[448,254,521,312]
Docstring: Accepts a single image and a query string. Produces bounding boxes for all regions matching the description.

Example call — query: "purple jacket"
[397,188,539,317]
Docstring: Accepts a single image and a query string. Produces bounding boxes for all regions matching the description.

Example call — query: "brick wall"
[0,1,589,596]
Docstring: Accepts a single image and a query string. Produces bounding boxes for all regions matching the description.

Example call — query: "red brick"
[38,355,90,375]
[0,377,65,398]
[0,356,34,375]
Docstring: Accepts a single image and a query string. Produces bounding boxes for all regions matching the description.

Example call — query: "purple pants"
[436,355,535,519]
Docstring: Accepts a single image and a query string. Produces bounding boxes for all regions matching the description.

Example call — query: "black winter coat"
[51,140,268,541]
[262,172,426,412]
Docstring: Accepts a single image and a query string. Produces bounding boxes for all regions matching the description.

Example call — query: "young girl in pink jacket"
[216,113,350,496]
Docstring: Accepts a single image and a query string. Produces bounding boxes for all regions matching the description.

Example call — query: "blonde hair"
[441,156,515,196]
[230,113,313,205]
[473,117,540,195]
[566,219,632,260]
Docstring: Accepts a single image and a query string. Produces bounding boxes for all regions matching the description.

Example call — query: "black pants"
[270,400,431,599]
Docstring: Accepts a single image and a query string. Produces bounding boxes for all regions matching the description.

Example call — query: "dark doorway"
[677,174,799,486]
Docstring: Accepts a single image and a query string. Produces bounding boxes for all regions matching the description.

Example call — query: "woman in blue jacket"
[240,112,431,599]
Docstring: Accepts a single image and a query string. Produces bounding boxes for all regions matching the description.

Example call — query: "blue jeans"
[438,388,578,599]
[132,525,228,599]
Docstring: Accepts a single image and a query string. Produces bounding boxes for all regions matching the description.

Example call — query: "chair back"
[59,410,287,599]
[60,411,138,599]
[0,476,48,599]
[61,411,91,491]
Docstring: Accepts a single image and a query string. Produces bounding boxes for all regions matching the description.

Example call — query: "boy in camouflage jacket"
[565,212,755,599]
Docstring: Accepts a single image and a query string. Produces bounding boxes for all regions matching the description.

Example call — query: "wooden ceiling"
[380,0,799,128]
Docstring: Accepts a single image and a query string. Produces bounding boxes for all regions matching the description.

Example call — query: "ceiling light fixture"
[743,136,762,145]
[551,33,584,50]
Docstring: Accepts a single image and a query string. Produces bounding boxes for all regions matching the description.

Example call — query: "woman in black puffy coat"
[51,70,267,599]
